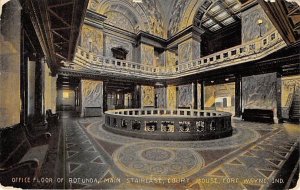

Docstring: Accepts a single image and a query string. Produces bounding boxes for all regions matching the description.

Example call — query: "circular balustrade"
[104,109,232,141]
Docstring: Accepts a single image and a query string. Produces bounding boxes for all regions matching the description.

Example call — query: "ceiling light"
[225,78,229,81]
[133,0,142,3]
[211,81,214,83]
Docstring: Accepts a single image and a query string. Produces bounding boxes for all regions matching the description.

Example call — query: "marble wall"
[140,43,154,65]
[242,73,277,110]
[80,24,104,55]
[141,85,155,107]
[178,38,200,63]
[241,4,274,43]
[80,80,103,116]
[167,85,177,109]
[0,0,21,128]
[105,35,133,61]
[177,84,193,108]
[166,50,177,67]
[155,87,166,108]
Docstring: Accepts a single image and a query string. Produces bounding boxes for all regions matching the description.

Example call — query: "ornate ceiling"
[86,0,241,39]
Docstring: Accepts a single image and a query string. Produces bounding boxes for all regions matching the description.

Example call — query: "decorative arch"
[87,0,165,38]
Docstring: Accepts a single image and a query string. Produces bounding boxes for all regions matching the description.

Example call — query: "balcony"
[59,29,286,79]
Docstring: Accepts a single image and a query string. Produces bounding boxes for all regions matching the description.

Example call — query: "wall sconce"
[257,19,263,37]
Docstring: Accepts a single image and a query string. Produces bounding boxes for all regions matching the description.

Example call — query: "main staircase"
[289,88,300,122]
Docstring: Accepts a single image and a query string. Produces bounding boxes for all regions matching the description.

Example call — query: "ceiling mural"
[140,0,165,38]
[168,0,191,37]
[86,0,241,38]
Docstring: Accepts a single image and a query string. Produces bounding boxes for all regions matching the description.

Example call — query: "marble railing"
[104,108,232,140]
[67,29,286,79]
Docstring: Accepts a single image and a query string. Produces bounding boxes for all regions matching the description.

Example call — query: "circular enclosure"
[104,109,232,141]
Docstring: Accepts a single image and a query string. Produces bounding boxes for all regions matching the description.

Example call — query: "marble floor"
[58,113,299,190]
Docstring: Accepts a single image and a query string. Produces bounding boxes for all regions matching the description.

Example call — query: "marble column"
[201,81,205,110]
[235,75,242,117]
[103,81,108,112]
[34,56,46,122]
[276,72,282,123]
[133,84,141,108]
[193,81,198,109]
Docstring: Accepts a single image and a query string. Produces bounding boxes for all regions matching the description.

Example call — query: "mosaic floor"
[60,115,299,190]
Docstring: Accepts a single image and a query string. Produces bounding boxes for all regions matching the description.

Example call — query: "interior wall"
[241,4,275,43]
[0,0,21,128]
[80,79,103,116]
[242,73,277,111]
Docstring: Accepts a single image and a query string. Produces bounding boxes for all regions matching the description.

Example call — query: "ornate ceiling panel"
[194,0,242,34]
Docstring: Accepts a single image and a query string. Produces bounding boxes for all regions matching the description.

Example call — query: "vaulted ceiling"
[87,0,243,39]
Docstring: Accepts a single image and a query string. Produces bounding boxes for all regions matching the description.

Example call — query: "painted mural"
[141,85,155,107]
[81,24,104,55]
[178,84,193,108]
[168,0,190,37]
[242,73,277,110]
[141,0,165,38]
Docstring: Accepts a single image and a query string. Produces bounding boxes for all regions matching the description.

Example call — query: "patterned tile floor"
[60,114,299,190]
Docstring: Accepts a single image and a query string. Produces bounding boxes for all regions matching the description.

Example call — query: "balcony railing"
[61,29,286,79]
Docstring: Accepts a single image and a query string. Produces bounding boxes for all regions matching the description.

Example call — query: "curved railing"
[62,29,286,79]
[104,108,232,141]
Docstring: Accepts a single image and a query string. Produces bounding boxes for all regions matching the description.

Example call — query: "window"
[63,92,69,99]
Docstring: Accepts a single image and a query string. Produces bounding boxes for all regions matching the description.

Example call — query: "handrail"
[105,108,232,117]
[66,29,286,79]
